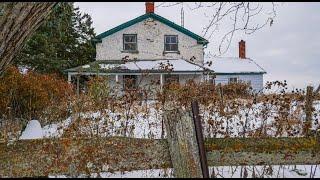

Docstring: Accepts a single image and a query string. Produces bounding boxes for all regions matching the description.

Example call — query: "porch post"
[160,74,163,92]
[67,73,72,84]
[76,74,80,96]
[116,74,119,83]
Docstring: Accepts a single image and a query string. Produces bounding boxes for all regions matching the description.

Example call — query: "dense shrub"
[0,66,74,124]
[158,80,251,106]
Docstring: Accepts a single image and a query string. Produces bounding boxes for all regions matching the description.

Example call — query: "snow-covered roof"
[204,57,266,74]
[65,58,266,74]
[98,59,204,72]
[65,59,206,73]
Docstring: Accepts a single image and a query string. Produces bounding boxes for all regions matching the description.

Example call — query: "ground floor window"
[123,75,138,90]
[164,74,179,85]
[228,77,238,84]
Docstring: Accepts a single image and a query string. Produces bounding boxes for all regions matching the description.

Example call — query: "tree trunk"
[0,2,57,75]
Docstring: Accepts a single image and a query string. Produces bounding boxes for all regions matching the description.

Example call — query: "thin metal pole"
[191,101,209,178]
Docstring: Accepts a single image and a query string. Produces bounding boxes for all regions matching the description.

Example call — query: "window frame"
[164,35,179,52]
[123,34,138,52]
[123,75,138,90]
[164,74,179,85]
[228,77,238,84]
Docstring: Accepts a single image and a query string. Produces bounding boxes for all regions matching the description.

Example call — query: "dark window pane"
[124,75,137,90]
[171,44,178,51]
[170,36,177,43]
[124,36,130,42]
[164,74,179,85]
[124,43,136,51]
[165,36,170,43]
[124,35,136,43]
[129,35,136,42]
[165,44,170,51]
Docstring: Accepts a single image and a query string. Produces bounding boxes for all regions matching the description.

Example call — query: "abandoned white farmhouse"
[65,2,266,96]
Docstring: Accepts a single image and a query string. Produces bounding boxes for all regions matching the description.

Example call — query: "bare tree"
[157,2,278,56]
[0,2,57,75]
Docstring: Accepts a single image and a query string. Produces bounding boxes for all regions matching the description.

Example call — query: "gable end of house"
[92,13,209,45]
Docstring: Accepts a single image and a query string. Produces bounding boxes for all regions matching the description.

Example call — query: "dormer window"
[164,35,178,52]
[123,34,137,51]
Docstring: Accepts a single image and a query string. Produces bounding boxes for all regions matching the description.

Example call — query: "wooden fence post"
[305,86,314,135]
[163,102,203,178]
[191,101,209,178]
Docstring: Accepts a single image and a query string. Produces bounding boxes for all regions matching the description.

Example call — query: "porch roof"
[64,59,208,74]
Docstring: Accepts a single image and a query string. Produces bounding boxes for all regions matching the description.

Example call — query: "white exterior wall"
[96,18,204,64]
[214,74,264,92]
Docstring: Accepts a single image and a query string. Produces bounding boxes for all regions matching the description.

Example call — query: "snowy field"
[17,100,320,178]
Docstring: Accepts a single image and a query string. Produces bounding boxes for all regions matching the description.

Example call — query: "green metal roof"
[93,13,209,45]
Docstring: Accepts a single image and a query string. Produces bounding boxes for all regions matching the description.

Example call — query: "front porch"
[67,72,204,98]
[64,59,212,98]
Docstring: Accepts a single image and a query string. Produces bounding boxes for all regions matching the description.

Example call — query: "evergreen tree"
[14,2,96,75]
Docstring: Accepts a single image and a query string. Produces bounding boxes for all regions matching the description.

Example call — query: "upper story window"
[164,35,178,52]
[123,34,137,51]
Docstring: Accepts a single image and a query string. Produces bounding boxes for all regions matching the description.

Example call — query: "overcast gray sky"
[75,2,320,90]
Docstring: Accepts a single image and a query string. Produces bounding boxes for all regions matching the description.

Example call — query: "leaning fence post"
[305,86,314,135]
[163,102,203,178]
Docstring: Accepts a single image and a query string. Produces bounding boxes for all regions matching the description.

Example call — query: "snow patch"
[19,120,43,140]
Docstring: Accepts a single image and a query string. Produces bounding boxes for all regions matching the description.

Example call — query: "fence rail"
[1,137,320,177]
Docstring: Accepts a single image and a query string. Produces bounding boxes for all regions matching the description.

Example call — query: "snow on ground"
[47,165,320,178]
[42,117,72,138]
[17,100,320,178]
[49,169,173,178]
[209,165,319,178]
[20,100,320,139]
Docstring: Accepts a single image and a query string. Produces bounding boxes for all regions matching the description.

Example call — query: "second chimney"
[146,2,154,14]
[239,40,246,59]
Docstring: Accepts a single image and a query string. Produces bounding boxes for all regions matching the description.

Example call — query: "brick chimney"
[239,40,246,59]
[145,2,154,14]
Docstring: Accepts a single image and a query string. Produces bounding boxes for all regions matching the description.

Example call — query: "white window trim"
[164,35,178,52]
[228,77,238,84]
